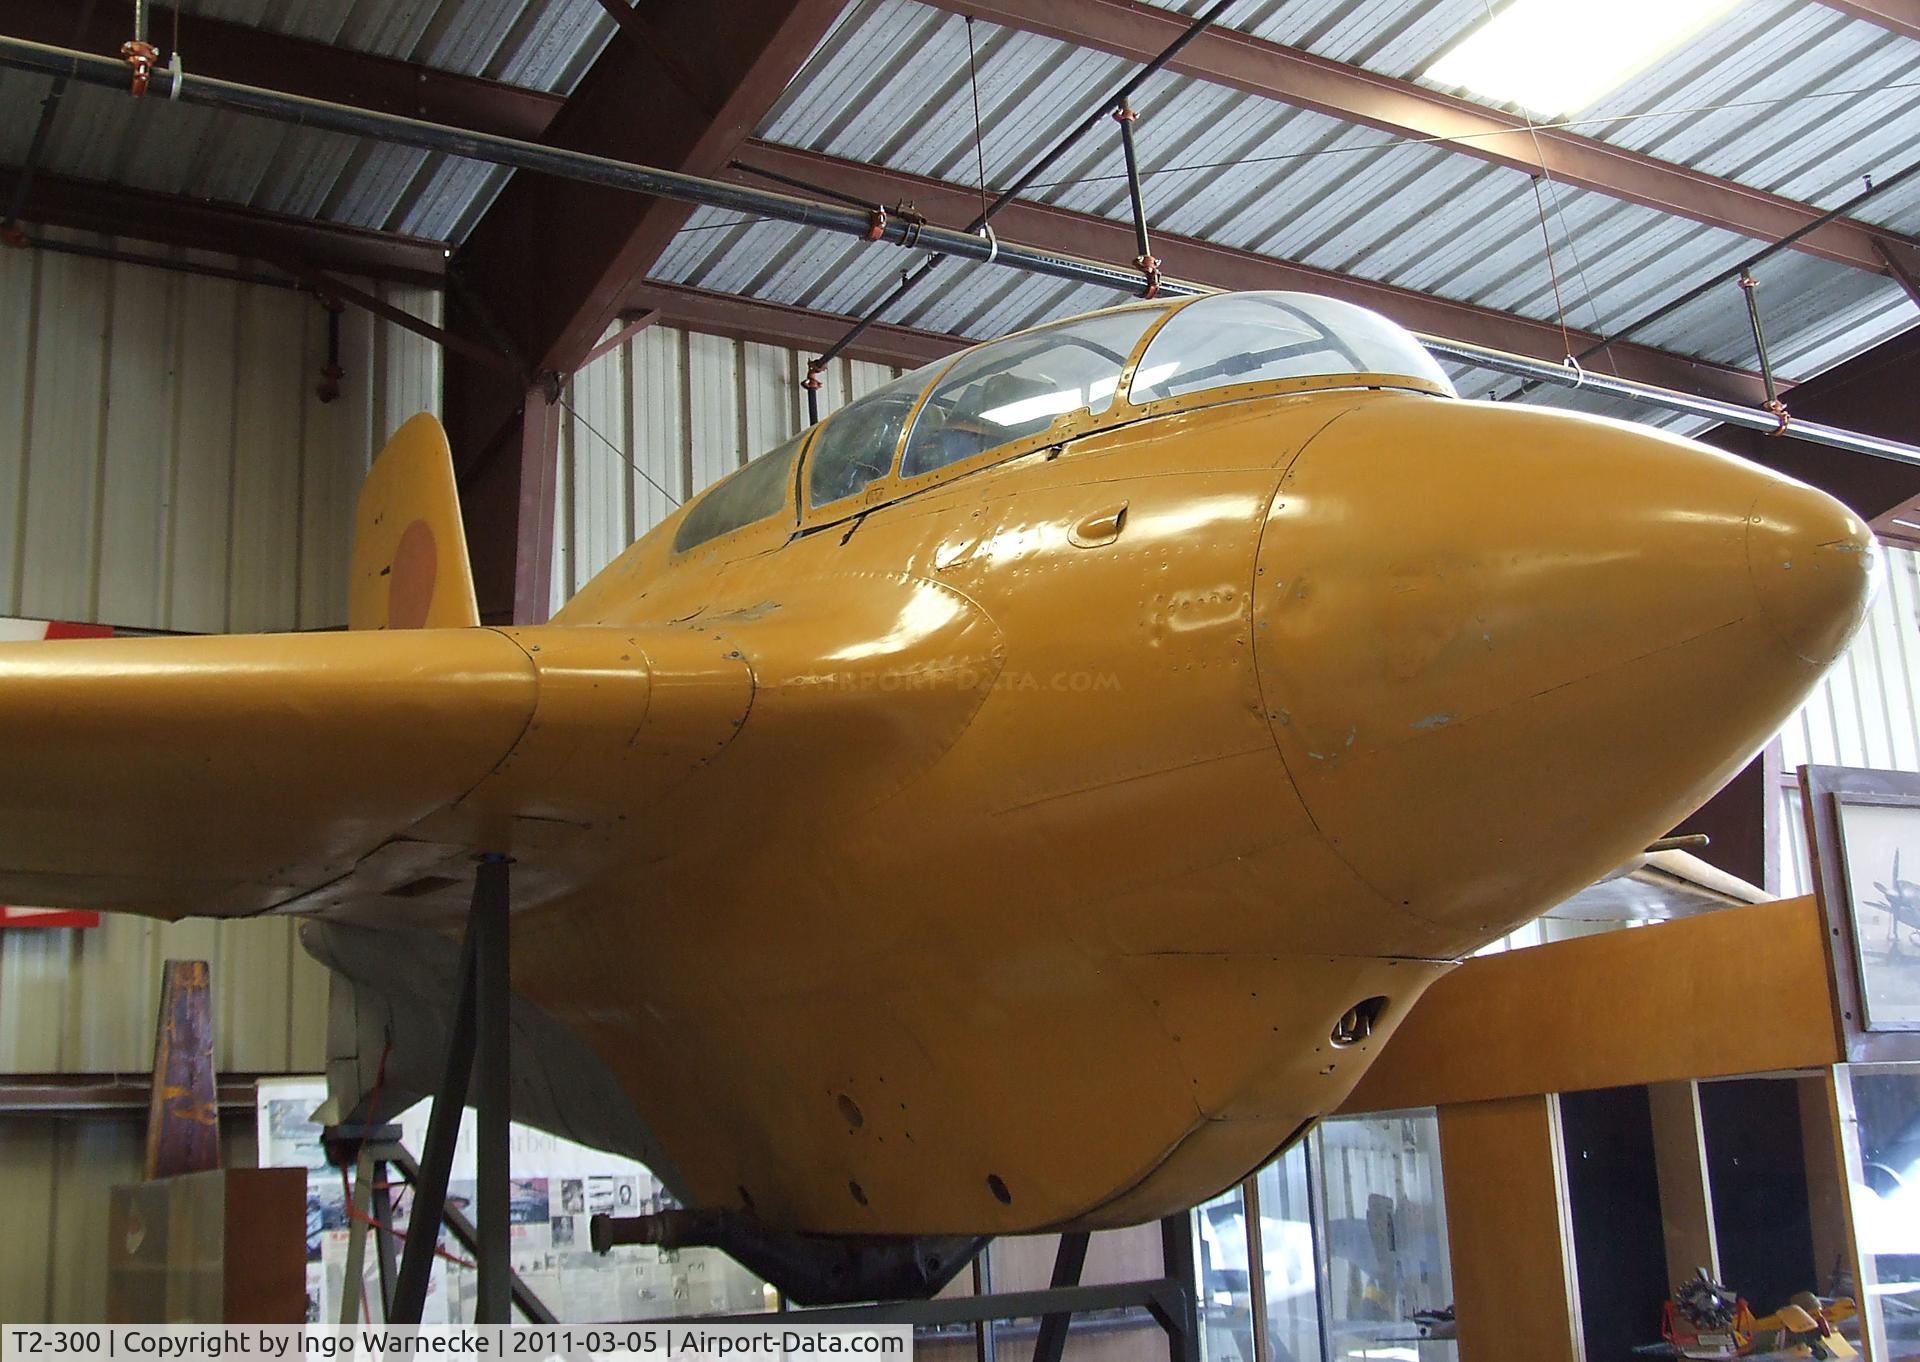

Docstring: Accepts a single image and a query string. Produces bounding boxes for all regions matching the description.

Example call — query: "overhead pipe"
[2,32,1916,467]
[1420,336,1920,466]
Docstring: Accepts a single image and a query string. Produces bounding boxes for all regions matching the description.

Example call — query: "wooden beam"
[731,141,1787,405]
[575,309,660,371]
[449,0,846,617]
[145,959,221,1181]
[281,261,522,376]
[1339,896,1842,1113]
[1438,1096,1584,1362]
[0,0,566,142]
[1647,1081,1722,1284]
[1874,235,1920,308]
[925,0,1916,275]
[1,166,447,286]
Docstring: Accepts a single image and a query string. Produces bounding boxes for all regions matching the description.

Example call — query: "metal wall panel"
[0,225,437,1060]
[0,234,440,1323]
[0,233,441,1076]
[1780,547,1920,775]
[0,229,443,633]
[550,322,898,610]
[1776,546,1920,894]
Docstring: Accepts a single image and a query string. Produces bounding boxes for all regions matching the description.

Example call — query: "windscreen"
[900,306,1168,479]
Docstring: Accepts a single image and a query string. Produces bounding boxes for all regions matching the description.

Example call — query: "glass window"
[1847,1063,1920,1362]
[1259,1149,1323,1362]
[1313,1111,1456,1362]
[900,307,1167,480]
[1129,292,1455,405]
[673,430,805,553]
[1196,1184,1259,1362]
[806,365,942,509]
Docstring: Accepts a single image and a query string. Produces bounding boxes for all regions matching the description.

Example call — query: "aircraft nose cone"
[1252,395,1873,948]
[1745,478,1875,667]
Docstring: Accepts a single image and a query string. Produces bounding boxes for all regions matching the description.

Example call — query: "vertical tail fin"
[348,413,480,630]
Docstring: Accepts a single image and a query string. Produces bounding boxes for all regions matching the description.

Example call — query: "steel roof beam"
[727,141,1785,407]
[442,0,844,617]
[1816,0,1920,42]
[0,164,449,285]
[452,0,848,380]
[921,0,1917,276]
[627,279,968,370]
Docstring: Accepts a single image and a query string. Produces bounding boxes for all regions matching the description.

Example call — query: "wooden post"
[1799,1070,1886,1362]
[1438,1095,1584,1362]
[1647,1080,1721,1286]
[144,960,221,1180]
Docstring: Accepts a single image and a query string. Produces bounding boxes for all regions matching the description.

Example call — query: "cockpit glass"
[1128,292,1455,404]
[899,306,1168,480]
[806,361,947,509]
[673,428,806,553]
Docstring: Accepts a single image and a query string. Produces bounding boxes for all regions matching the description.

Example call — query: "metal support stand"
[388,855,515,1324]
[1158,1214,1203,1362]
[1031,1232,1092,1362]
[971,1248,998,1362]
[472,855,512,1324]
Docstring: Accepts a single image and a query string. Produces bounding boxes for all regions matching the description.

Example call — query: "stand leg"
[1157,1215,1201,1362]
[1032,1232,1091,1362]
[388,880,485,1323]
[339,1143,377,1324]
[372,1158,399,1319]
[473,854,513,1323]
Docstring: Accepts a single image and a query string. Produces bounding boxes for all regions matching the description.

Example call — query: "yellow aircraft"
[0,291,1874,1299]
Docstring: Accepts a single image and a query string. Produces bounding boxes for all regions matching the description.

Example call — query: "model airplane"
[0,291,1875,1301]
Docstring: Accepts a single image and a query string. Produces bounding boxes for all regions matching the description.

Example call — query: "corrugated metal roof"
[0,0,615,241]
[4,0,1913,405]
[663,0,1918,411]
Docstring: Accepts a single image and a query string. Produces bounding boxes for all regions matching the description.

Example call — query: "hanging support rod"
[804,0,1238,375]
[1500,158,1920,404]
[1739,270,1789,434]
[0,33,1916,465]
[1113,104,1160,298]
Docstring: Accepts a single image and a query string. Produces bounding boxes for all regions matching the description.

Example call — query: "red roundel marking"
[389,519,439,629]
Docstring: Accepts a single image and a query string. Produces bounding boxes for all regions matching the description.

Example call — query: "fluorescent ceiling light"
[1425,0,1747,118]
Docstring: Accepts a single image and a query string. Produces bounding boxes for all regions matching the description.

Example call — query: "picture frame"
[1800,765,1920,1062]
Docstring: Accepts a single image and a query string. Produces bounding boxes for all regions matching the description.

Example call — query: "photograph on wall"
[1836,797,1920,1031]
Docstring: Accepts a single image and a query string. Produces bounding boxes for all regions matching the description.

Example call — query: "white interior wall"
[0,230,440,633]
[1780,544,1920,893]
[0,231,442,1323]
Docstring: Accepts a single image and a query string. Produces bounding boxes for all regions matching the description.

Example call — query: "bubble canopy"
[741,292,1459,527]
[1128,292,1456,404]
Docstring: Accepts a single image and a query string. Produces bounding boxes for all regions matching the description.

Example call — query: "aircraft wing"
[0,414,1004,925]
